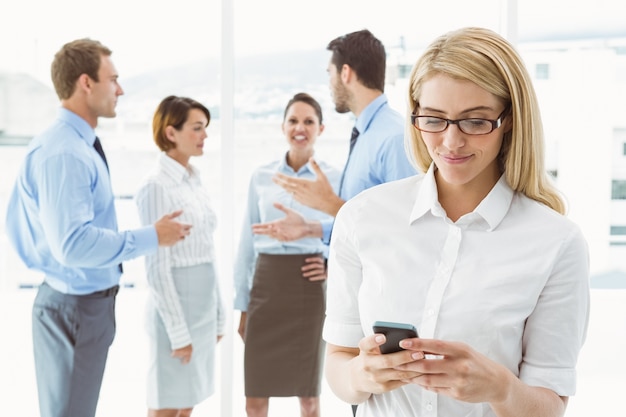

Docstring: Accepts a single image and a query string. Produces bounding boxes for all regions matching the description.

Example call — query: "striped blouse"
[135,152,223,349]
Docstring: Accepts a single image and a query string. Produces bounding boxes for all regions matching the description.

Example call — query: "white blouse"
[135,153,221,349]
[323,164,590,417]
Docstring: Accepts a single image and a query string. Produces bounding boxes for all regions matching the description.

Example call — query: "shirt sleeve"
[321,218,334,245]
[519,225,590,395]
[377,132,417,182]
[233,176,260,311]
[136,181,191,349]
[38,152,157,267]
[320,162,341,244]
[322,200,366,347]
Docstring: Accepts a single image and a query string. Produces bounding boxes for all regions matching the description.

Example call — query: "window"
[612,180,626,199]
[535,63,550,79]
[2,2,626,416]
[398,64,414,79]
[610,226,626,235]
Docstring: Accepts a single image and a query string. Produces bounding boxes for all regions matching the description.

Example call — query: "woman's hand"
[251,203,321,241]
[396,338,568,416]
[325,333,424,404]
[171,344,193,364]
[302,256,327,281]
[353,333,425,394]
[396,338,510,403]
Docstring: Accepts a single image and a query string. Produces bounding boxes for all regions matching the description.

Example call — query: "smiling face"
[417,74,509,197]
[165,108,209,166]
[282,100,324,160]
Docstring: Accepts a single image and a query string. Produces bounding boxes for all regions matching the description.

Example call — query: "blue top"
[233,153,341,310]
[321,94,417,242]
[5,108,158,294]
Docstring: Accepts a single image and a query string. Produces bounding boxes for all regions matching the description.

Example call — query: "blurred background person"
[136,95,225,417]
[5,39,190,417]
[234,92,341,417]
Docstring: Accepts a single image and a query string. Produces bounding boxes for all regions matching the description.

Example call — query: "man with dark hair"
[5,38,191,417]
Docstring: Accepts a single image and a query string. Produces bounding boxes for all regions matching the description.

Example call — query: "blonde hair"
[406,27,565,214]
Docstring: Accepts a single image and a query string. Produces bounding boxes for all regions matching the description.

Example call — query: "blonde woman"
[323,27,590,417]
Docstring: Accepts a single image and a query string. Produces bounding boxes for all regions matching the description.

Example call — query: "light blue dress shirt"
[233,154,341,310]
[5,108,157,294]
[321,94,417,242]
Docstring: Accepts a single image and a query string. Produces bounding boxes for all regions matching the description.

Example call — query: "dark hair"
[327,29,386,92]
[51,38,112,100]
[283,92,323,124]
[152,95,211,152]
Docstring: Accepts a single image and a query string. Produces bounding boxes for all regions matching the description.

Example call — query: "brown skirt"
[244,253,326,397]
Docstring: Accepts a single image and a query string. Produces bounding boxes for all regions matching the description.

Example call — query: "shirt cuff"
[321,218,334,244]
[167,323,193,350]
[519,364,577,396]
[322,318,363,348]
[133,225,159,256]
[234,293,249,311]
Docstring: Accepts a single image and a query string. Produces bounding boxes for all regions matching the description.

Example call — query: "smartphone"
[372,321,418,354]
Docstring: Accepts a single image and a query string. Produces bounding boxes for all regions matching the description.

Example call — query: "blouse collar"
[410,163,513,231]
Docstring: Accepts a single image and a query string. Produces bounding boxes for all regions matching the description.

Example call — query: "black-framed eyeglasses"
[410,107,509,135]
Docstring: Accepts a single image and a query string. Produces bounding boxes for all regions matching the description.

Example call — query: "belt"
[85,285,120,298]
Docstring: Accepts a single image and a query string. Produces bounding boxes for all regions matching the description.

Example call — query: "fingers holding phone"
[372,321,420,354]
[341,321,423,394]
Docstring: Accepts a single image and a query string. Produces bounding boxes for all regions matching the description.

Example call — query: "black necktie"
[339,127,360,196]
[349,126,359,154]
[93,137,123,274]
[93,137,109,172]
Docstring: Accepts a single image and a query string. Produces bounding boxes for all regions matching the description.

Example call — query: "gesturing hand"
[251,202,322,241]
[273,157,345,217]
[154,210,192,246]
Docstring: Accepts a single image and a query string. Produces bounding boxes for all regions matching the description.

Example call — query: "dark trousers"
[32,282,117,417]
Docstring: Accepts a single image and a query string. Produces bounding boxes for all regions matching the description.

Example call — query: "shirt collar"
[472,175,514,231]
[158,152,197,184]
[410,163,439,223]
[354,94,388,134]
[58,107,97,146]
[410,163,514,231]
[278,152,315,175]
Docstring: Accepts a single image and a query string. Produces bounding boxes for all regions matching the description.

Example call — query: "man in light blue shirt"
[254,29,416,244]
[5,38,190,417]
